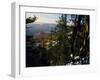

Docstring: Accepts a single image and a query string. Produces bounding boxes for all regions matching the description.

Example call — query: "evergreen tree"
[48,14,72,65]
[26,16,37,24]
[48,14,89,65]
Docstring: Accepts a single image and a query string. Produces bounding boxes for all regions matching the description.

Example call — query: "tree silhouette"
[48,14,90,65]
[26,16,37,24]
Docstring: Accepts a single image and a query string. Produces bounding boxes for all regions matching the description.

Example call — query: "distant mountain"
[26,23,56,36]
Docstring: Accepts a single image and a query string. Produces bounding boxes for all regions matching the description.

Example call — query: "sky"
[26,12,61,24]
